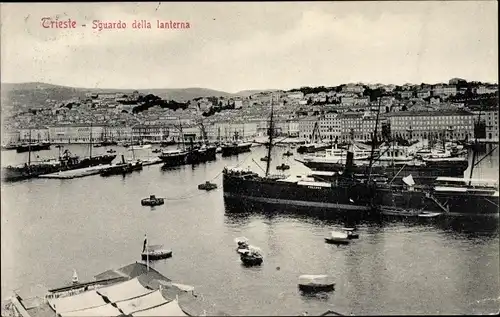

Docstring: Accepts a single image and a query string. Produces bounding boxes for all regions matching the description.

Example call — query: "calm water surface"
[1,144,499,315]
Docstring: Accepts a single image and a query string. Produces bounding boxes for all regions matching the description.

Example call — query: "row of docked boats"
[297,142,469,186]
[158,139,254,167]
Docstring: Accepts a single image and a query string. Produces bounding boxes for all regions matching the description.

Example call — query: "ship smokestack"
[121,155,125,164]
[345,150,354,175]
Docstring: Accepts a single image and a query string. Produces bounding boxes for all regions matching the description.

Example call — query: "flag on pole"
[142,234,147,253]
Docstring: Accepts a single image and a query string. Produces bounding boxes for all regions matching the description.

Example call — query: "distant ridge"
[1,82,242,101]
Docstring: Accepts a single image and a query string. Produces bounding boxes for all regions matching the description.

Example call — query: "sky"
[0,1,498,93]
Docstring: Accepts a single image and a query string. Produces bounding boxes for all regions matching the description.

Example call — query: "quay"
[38,158,163,179]
[4,262,228,317]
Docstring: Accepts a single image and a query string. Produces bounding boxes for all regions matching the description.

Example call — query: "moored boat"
[16,142,51,153]
[238,246,263,266]
[276,163,290,171]
[221,142,252,157]
[198,181,218,191]
[141,195,165,206]
[324,231,350,245]
[142,245,172,261]
[159,149,188,167]
[298,275,335,293]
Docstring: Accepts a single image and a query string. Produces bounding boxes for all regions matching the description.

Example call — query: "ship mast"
[28,129,32,166]
[89,123,93,158]
[265,94,274,177]
[367,98,382,182]
[468,109,481,185]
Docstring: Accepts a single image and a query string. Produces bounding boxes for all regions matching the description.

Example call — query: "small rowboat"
[298,275,335,293]
[142,245,172,261]
[239,246,263,266]
[324,231,350,245]
[198,181,218,191]
[276,163,290,171]
[141,195,165,206]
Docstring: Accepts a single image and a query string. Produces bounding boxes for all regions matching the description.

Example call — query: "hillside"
[0,82,236,107]
[234,89,279,97]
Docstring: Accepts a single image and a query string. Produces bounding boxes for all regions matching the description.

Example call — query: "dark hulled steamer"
[16,142,51,153]
[221,142,252,157]
[159,149,188,167]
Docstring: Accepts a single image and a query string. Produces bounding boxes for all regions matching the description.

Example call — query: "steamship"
[222,98,382,214]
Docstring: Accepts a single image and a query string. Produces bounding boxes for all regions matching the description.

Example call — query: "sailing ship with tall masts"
[15,128,51,153]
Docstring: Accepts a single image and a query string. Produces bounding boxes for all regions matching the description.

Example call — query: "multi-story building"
[210,121,259,141]
[287,92,304,100]
[470,107,499,141]
[2,130,20,144]
[432,85,457,97]
[319,113,341,142]
[342,84,365,94]
[400,91,414,99]
[355,96,370,106]
[288,119,300,137]
[48,124,105,143]
[388,110,474,140]
[339,112,363,142]
[298,117,319,141]
[417,90,431,99]
[483,109,499,140]
[473,85,498,95]
[19,127,50,142]
[132,124,172,142]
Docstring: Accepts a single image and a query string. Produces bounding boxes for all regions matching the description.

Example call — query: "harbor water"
[1,144,499,315]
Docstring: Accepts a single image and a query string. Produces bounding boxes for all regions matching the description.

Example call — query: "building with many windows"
[388,110,474,140]
[319,113,341,142]
[131,125,171,142]
[298,117,319,141]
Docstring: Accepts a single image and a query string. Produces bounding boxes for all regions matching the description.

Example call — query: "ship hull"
[222,173,377,214]
[186,146,217,164]
[376,186,499,216]
[16,143,51,153]
[221,144,252,157]
[159,152,188,167]
[297,144,330,154]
